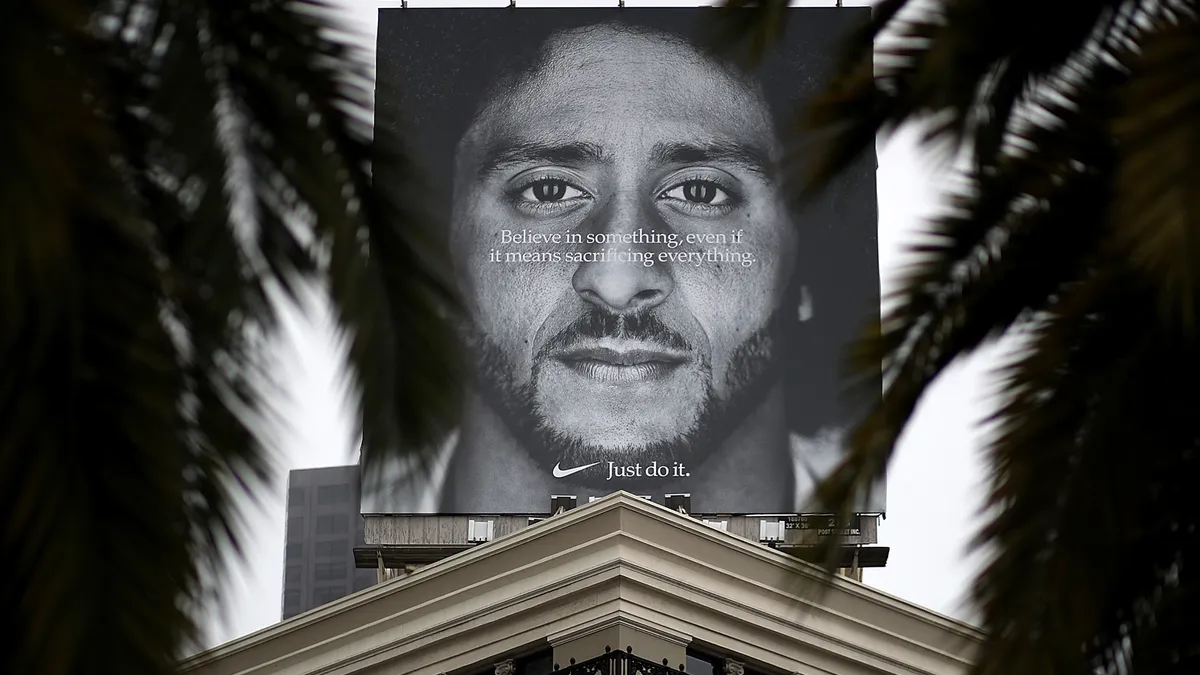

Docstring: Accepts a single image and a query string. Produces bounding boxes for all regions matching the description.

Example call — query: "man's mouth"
[553,341,689,383]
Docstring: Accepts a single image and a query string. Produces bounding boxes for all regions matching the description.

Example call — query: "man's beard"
[467,307,785,489]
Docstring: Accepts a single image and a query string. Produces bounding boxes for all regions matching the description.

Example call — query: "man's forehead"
[497,26,766,116]
[469,113,777,157]
[464,131,778,181]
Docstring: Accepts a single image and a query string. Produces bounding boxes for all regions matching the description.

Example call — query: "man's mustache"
[536,308,693,359]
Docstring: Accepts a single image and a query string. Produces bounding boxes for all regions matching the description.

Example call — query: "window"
[686,654,716,675]
[317,483,351,504]
[685,649,767,675]
[285,565,302,584]
[759,519,785,542]
[314,561,346,581]
[467,519,494,543]
[515,649,554,675]
[315,539,347,558]
[286,516,304,541]
[353,576,375,593]
[287,486,305,507]
[312,586,346,606]
[315,513,348,534]
[285,542,303,559]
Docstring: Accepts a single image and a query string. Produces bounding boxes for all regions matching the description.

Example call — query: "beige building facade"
[181,493,981,675]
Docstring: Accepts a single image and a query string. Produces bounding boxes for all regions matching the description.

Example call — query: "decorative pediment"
[180,493,980,675]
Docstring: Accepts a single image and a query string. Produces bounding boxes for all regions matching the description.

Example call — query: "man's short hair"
[465,20,770,141]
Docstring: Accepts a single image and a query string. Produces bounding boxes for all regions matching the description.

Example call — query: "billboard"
[363,7,883,516]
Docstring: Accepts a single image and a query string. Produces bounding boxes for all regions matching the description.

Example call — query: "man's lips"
[551,341,689,383]
[560,346,688,366]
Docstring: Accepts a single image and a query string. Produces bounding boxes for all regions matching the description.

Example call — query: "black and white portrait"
[366,8,883,516]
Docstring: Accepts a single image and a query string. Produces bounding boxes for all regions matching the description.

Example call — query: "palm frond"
[801,0,1128,197]
[727,0,1200,672]
[971,263,1142,675]
[705,0,790,68]
[800,48,1124,564]
[1110,13,1200,332]
[2,0,462,672]
[807,134,1114,567]
[198,0,464,478]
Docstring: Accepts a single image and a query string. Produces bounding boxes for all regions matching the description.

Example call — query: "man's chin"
[534,363,710,431]
[538,424,701,453]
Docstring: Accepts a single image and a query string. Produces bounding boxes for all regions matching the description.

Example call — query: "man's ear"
[797,285,814,323]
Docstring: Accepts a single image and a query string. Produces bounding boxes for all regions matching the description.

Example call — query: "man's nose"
[571,198,675,314]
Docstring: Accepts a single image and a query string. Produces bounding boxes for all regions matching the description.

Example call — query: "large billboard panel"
[363,7,883,516]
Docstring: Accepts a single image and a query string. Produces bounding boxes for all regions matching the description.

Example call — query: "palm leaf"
[2,0,462,673]
[1109,15,1200,332]
[723,0,1200,673]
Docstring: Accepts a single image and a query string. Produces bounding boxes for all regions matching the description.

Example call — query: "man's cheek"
[476,288,543,340]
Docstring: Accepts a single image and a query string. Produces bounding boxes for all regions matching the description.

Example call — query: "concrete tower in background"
[282,466,375,619]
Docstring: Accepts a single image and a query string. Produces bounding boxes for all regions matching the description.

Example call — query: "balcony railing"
[553,647,686,675]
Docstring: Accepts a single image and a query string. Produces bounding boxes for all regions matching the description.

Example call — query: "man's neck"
[444,386,793,514]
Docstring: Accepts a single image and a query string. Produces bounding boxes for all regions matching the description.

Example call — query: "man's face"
[450,26,797,476]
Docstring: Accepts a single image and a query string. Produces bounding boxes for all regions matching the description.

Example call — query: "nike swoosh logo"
[552,461,600,478]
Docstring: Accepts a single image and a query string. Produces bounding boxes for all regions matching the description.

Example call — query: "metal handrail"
[552,646,686,675]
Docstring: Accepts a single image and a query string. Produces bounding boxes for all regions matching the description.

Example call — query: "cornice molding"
[180,494,981,675]
[546,611,693,648]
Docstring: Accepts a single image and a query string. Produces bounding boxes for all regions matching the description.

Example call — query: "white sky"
[200,0,1005,649]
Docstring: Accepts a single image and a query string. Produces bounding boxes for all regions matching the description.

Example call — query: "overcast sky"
[199,0,1004,650]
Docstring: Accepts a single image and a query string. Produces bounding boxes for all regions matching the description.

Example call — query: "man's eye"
[660,180,730,205]
[520,179,586,203]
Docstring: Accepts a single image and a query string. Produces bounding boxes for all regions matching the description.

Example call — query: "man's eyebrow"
[474,140,607,178]
[650,140,777,179]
